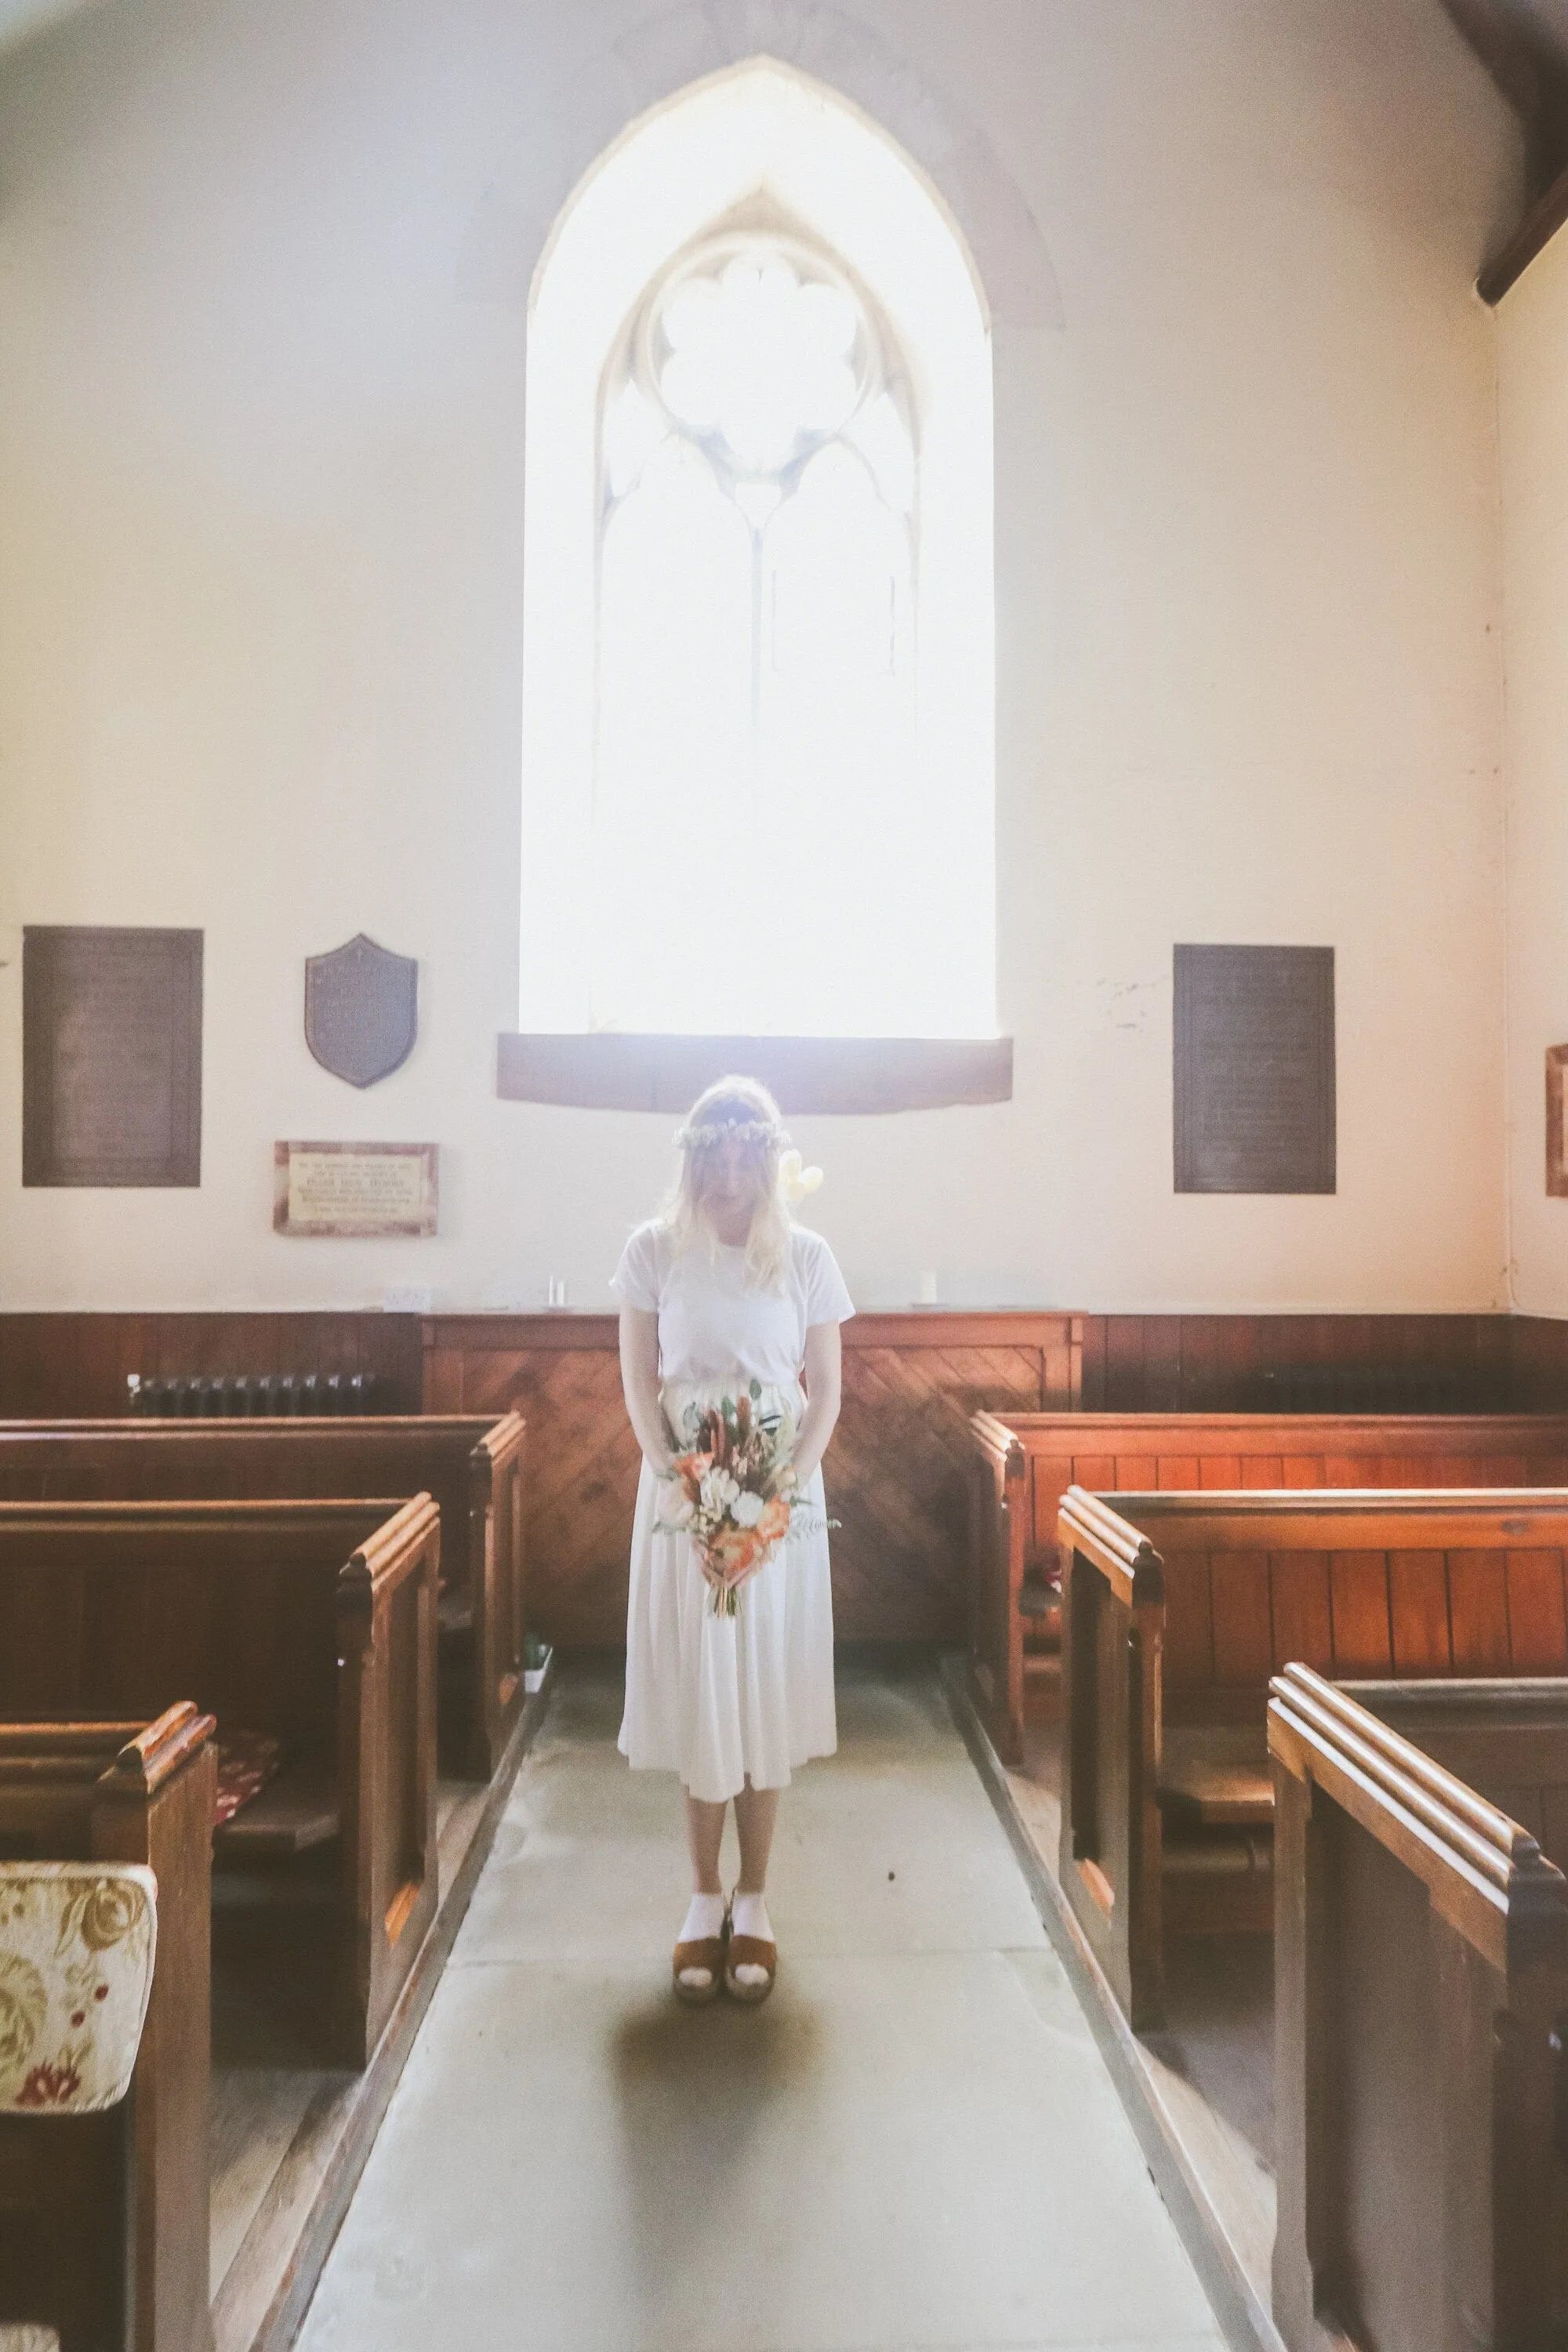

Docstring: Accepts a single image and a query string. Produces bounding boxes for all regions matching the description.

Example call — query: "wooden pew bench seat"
[970,1410,1568,1762]
[1057,1483,1568,2027]
[1156,1730,1275,1931]
[212,1754,339,1857]
[0,1495,440,2066]
[1157,1728,1273,1824]
[0,1416,524,1780]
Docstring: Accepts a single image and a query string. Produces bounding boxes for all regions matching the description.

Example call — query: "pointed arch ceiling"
[458,0,1062,331]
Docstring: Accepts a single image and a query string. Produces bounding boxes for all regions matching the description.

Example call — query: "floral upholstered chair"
[0,1864,157,2351]
[0,1863,157,2116]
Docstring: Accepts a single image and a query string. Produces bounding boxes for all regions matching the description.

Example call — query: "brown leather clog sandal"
[673,1915,728,2005]
[724,1933,777,2005]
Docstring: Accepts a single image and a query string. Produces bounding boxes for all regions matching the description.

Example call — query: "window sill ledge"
[495,1033,1012,1114]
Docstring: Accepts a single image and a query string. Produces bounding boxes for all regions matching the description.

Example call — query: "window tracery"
[593,233,919,1035]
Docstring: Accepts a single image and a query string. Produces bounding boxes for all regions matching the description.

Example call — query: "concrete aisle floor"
[295,1665,1225,2352]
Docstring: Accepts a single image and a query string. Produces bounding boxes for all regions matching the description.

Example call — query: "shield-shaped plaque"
[304,934,418,1088]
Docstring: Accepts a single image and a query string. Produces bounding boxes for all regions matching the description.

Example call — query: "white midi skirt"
[619,1388,837,1803]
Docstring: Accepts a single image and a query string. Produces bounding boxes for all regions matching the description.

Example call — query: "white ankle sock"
[730,1892,773,1984]
[731,1891,771,1942]
[677,1892,727,1981]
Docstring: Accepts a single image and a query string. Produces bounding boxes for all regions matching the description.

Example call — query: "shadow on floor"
[612,1994,825,2285]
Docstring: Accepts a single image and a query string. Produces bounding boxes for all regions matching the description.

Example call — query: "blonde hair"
[662,1075,793,1293]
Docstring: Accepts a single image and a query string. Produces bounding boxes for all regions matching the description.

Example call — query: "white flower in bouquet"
[731,1490,765,1528]
[700,1466,740,1513]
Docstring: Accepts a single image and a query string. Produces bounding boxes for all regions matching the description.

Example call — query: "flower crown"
[673,1116,789,1150]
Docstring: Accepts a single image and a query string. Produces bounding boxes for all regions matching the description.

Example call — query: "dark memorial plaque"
[23,927,202,1186]
[304,934,417,1088]
[1174,943,1335,1194]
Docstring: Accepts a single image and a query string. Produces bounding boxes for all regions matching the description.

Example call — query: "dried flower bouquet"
[655,1381,832,1615]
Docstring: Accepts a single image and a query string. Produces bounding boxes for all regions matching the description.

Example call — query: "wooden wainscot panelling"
[1077,1314,1515,1413]
[1,1307,1537,1425]
[1507,1313,1568,1411]
[0,1312,425,1419]
[422,1312,1079,1649]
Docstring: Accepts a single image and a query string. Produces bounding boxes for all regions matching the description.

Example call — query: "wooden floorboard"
[940,1655,1285,2352]
[210,1657,558,2352]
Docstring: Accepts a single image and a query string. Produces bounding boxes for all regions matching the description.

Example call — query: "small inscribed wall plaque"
[274,1142,437,1236]
[23,927,202,1187]
[1546,1047,1568,1197]
[1174,944,1335,1195]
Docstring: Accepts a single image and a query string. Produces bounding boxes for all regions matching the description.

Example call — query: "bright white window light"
[518,60,996,1039]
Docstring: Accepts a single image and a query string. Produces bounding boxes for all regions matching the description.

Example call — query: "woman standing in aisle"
[612,1075,854,2005]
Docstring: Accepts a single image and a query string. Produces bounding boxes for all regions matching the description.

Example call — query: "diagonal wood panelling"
[422,1313,1073,1647]
[429,1344,642,1649]
[829,1345,1049,1640]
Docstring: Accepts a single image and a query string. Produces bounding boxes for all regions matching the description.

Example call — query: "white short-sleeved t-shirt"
[610,1221,855,1390]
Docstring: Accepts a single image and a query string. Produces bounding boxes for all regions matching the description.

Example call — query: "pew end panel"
[967,1414,1029,1762]
[335,1494,441,2067]
[1057,1488,1167,2028]
[0,1704,216,2352]
[1269,1664,1568,2352]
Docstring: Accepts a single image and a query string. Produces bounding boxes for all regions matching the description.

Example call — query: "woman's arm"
[619,1306,673,1475]
[791,1320,844,1486]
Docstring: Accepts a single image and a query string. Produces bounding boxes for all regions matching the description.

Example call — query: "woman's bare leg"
[684,1791,728,1895]
[732,1780,780,1893]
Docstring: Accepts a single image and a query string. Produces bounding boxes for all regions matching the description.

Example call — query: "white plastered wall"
[1499,222,1568,1314]
[0,0,1519,1312]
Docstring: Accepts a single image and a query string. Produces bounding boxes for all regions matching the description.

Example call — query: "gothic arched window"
[517,62,996,1047]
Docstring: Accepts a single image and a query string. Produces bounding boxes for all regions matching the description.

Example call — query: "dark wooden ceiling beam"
[1442,0,1568,194]
[1477,154,1568,296]
[1441,0,1568,296]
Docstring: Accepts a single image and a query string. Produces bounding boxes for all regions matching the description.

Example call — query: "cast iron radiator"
[126,1372,382,1416]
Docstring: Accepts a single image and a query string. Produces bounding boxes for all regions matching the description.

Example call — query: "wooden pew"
[0,1703,216,2352]
[1055,1484,1568,2028]
[0,1496,439,2065]
[0,1415,524,1780]
[1269,1665,1568,2352]
[971,1410,1568,1762]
